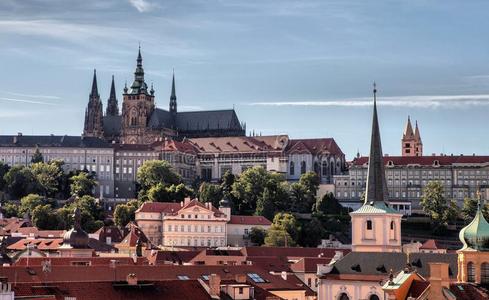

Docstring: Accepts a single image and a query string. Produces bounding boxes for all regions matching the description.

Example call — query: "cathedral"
[83,47,246,144]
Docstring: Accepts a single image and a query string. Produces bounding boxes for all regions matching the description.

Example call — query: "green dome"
[459,204,489,251]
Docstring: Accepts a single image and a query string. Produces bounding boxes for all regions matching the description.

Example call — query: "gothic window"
[330,163,335,175]
[300,161,306,174]
[366,220,372,230]
[322,161,328,176]
[314,162,320,175]
[130,109,138,126]
[482,263,489,284]
[467,262,475,282]
[290,161,295,175]
[338,293,349,300]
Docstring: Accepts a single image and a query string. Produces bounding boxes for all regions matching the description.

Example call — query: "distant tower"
[402,116,422,156]
[169,70,177,128]
[121,46,155,144]
[350,83,402,253]
[83,69,104,138]
[106,75,119,116]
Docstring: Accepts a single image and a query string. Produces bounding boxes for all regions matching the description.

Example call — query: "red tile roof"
[352,155,489,166]
[286,138,344,156]
[449,283,489,300]
[229,215,272,226]
[420,239,444,250]
[7,238,63,251]
[13,256,145,267]
[242,247,349,260]
[136,202,182,213]
[147,250,201,265]
[188,135,287,154]
[290,257,332,273]
[407,280,430,298]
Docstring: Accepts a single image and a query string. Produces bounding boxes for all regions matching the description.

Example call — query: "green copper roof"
[459,203,489,251]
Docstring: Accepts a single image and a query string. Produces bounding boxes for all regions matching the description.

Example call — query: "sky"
[1,0,489,160]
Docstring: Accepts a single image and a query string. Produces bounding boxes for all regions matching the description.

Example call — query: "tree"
[199,182,223,207]
[314,192,347,215]
[249,227,267,246]
[61,195,104,232]
[4,166,38,199]
[255,187,276,221]
[137,160,181,193]
[167,183,194,202]
[265,228,295,247]
[269,212,300,242]
[298,218,325,247]
[289,182,308,213]
[462,197,478,222]
[0,161,10,191]
[32,204,57,229]
[114,200,141,227]
[19,194,45,215]
[31,162,63,197]
[420,181,458,232]
[2,202,19,218]
[147,183,170,202]
[70,172,96,197]
[31,147,44,163]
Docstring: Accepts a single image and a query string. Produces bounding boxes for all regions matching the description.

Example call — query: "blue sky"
[1,0,489,159]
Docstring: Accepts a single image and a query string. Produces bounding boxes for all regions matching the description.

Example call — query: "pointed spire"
[129,45,148,94]
[414,120,421,142]
[90,69,99,98]
[403,116,414,138]
[364,82,389,206]
[106,75,119,116]
[169,69,177,116]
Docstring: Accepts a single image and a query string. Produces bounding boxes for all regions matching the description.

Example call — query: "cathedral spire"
[403,116,414,138]
[90,69,99,98]
[414,120,421,142]
[129,46,148,94]
[106,75,119,116]
[364,82,389,206]
[169,70,177,115]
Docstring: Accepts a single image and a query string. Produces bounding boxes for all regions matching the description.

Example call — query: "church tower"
[121,47,155,144]
[106,75,119,116]
[350,83,402,253]
[402,116,422,156]
[83,69,104,138]
[169,71,177,128]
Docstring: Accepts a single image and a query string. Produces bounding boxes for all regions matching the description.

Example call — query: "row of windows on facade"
[336,178,489,188]
[167,224,224,233]
[337,293,379,300]
[350,168,489,177]
[0,155,111,164]
[337,189,481,199]
[289,160,339,176]
[466,262,489,283]
[166,238,225,247]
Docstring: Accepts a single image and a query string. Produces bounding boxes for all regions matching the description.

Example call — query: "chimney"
[235,274,246,283]
[281,271,287,280]
[428,263,450,300]
[126,273,138,285]
[184,197,191,206]
[208,274,221,297]
[180,201,184,207]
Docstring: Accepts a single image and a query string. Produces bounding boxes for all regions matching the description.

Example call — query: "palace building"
[83,47,246,144]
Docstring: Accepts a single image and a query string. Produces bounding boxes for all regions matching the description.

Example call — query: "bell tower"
[402,116,422,156]
[121,46,155,144]
[83,69,104,138]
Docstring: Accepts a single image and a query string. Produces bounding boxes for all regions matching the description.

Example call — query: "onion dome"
[459,197,489,251]
[62,207,89,249]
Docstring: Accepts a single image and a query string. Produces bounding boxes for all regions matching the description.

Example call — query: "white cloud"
[5,92,60,100]
[0,97,57,106]
[128,0,155,12]
[247,94,489,109]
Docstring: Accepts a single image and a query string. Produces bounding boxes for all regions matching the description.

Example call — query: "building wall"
[227,223,271,247]
[350,212,401,253]
[335,162,489,214]
[318,279,385,300]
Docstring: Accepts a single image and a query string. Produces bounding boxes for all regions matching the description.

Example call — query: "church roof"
[285,138,344,156]
[459,200,489,251]
[0,135,111,148]
[148,108,173,129]
[403,116,414,138]
[176,109,242,132]
[103,115,122,137]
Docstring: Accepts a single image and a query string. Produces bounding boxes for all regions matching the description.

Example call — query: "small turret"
[459,192,489,251]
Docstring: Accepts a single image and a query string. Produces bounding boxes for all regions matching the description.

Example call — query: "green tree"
[31,204,58,229]
[314,192,346,215]
[249,227,267,246]
[70,172,96,197]
[298,218,325,247]
[199,182,223,207]
[19,194,45,215]
[62,195,104,232]
[255,187,276,221]
[167,183,194,202]
[114,200,141,227]
[462,197,478,222]
[31,162,63,197]
[420,181,458,232]
[4,166,38,199]
[0,161,10,191]
[289,182,308,213]
[2,202,19,217]
[137,160,182,193]
[269,212,299,242]
[147,183,170,202]
[31,147,44,163]
[265,228,295,247]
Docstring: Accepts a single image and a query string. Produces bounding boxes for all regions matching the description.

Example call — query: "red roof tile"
[420,239,444,250]
[229,215,272,226]
[286,138,344,156]
[290,257,332,273]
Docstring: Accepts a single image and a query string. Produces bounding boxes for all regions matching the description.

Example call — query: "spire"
[169,70,177,115]
[129,46,148,94]
[90,69,99,98]
[414,120,421,142]
[106,75,119,116]
[403,116,414,138]
[364,82,389,206]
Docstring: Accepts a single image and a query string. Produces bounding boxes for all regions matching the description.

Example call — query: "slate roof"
[0,135,111,148]
[176,110,242,132]
[325,252,458,280]
[103,115,122,137]
[147,108,173,129]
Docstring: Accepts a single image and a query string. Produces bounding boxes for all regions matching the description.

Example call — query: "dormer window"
[433,160,440,167]
[387,161,394,167]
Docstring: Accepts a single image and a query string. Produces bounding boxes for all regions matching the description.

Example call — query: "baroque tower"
[121,47,156,144]
[402,116,422,156]
[83,69,104,138]
[350,83,402,253]
[106,75,119,116]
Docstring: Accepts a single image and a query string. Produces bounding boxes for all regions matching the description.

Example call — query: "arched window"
[130,109,138,126]
[330,163,335,175]
[322,161,328,176]
[338,293,349,300]
[369,295,380,300]
[482,262,489,284]
[366,220,373,230]
[467,262,475,282]
[389,220,396,240]
[390,221,394,230]
[289,161,295,175]
[314,162,320,175]
[300,161,306,174]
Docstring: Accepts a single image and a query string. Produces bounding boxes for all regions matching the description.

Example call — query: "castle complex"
[83,47,245,144]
